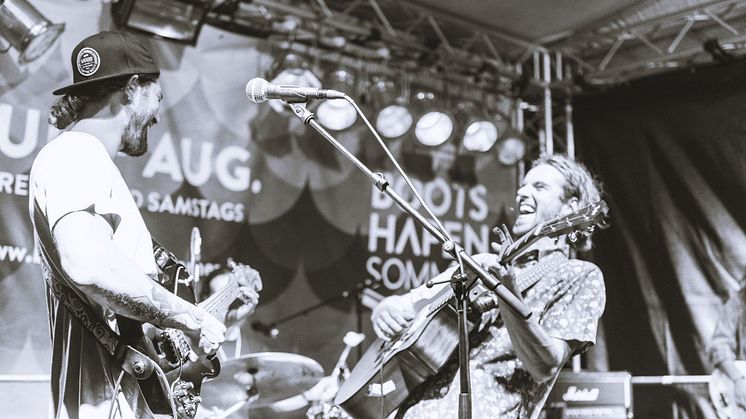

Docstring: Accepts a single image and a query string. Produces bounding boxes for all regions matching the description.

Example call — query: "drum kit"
[198,335,362,419]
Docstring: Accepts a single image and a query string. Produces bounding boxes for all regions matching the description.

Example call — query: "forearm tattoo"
[90,283,199,331]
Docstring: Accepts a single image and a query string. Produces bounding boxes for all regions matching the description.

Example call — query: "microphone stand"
[285,102,532,419]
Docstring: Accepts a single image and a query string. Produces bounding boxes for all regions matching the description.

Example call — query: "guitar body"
[119,255,259,418]
[710,361,746,419]
[118,270,220,418]
[336,288,464,419]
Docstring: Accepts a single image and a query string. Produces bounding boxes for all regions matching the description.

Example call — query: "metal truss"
[211,0,555,92]
[208,0,746,161]
[553,0,746,83]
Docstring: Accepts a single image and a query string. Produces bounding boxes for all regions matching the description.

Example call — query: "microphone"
[251,321,279,338]
[245,77,346,103]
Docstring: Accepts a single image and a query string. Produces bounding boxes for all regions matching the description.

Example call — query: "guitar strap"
[32,198,129,360]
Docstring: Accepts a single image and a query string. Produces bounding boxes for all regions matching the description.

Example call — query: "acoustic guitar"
[334,201,608,419]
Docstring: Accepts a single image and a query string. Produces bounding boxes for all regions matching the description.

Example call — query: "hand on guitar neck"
[216,263,262,329]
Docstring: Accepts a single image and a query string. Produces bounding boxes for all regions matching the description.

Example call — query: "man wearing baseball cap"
[28,31,226,418]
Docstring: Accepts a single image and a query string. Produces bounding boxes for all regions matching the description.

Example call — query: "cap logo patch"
[76,47,100,77]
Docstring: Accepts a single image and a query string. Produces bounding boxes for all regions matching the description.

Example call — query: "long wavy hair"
[532,154,606,252]
[48,74,159,129]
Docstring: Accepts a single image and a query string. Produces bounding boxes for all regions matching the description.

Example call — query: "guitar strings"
[201,279,239,314]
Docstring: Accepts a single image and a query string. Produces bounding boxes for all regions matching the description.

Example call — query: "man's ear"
[122,75,141,104]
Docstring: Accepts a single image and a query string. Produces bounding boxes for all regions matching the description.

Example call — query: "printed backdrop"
[0,1,516,417]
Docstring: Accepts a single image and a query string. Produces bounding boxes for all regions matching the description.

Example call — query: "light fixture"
[412,90,454,147]
[496,131,527,166]
[369,76,413,140]
[111,0,212,45]
[454,102,510,153]
[316,67,357,131]
[0,0,64,64]
[267,52,322,114]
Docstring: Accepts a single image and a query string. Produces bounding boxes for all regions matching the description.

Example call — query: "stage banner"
[0,1,516,417]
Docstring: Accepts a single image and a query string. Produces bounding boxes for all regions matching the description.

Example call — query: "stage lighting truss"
[369,77,413,140]
[0,0,64,64]
[316,67,358,131]
[111,0,212,45]
[412,90,453,147]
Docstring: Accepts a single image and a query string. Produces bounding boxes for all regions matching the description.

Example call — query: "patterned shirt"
[396,251,606,419]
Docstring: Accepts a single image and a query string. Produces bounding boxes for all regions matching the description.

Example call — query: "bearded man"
[372,155,607,418]
[28,31,228,419]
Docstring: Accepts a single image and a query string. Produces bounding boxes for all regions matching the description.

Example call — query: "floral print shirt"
[396,251,606,419]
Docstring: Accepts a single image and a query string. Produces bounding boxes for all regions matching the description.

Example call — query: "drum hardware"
[199,352,324,417]
[305,331,364,419]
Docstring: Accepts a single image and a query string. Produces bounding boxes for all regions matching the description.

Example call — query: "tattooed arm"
[53,210,225,352]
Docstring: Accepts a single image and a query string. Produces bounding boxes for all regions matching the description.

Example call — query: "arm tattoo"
[90,283,199,331]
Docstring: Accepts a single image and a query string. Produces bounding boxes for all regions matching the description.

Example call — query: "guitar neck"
[501,227,542,265]
[198,278,241,323]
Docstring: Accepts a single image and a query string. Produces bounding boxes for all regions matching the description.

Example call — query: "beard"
[121,110,153,157]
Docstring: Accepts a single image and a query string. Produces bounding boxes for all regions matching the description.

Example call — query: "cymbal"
[201,352,324,409]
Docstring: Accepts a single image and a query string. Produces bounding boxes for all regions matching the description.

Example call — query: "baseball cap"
[53,31,160,96]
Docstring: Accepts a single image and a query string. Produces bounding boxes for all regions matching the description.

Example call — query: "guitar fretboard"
[199,279,241,322]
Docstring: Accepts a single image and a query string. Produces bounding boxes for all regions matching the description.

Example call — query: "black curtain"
[574,58,746,418]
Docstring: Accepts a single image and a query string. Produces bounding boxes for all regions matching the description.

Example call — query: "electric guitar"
[334,201,608,419]
[122,258,262,418]
[711,361,746,419]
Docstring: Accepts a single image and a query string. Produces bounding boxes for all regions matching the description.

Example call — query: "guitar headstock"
[500,200,609,264]
[536,200,609,240]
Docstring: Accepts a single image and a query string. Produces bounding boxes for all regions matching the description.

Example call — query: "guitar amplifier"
[544,371,632,419]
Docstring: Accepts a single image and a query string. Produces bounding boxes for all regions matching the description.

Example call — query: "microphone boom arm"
[285,102,532,320]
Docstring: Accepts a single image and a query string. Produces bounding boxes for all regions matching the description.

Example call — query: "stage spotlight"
[267,52,322,114]
[496,132,527,166]
[412,90,453,147]
[316,67,357,131]
[0,0,64,64]
[369,77,413,139]
[454,102,510,153]
[112,0,212,45]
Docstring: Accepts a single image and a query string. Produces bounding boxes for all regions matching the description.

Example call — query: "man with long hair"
[28,31,230,418]
[371,155,607,418]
